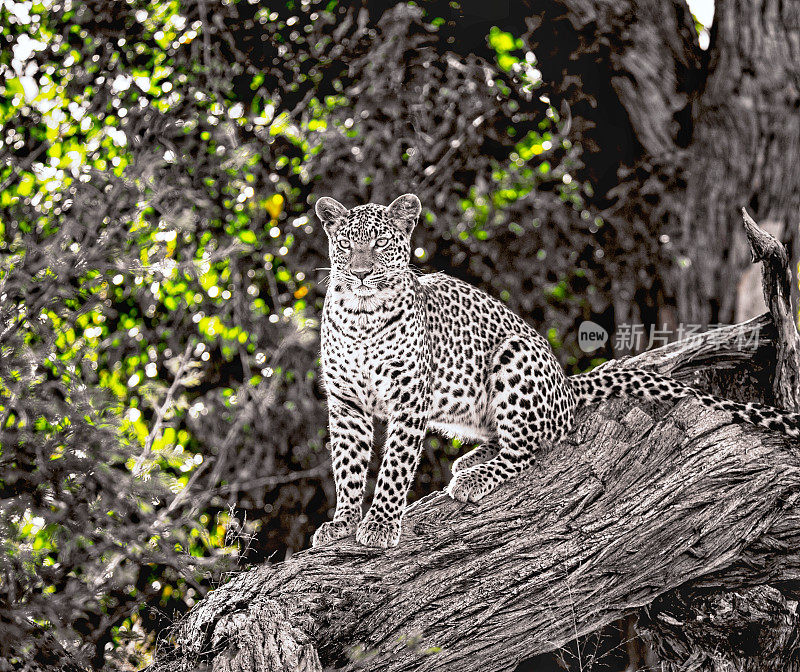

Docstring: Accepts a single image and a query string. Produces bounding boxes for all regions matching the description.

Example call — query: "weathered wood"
[155,377,800,672]
[639,586,800,672]
[630,209,800,671]
[742,208,800,413]
[149,215,800,672]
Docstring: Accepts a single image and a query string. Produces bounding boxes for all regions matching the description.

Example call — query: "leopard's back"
[416,273,567,439]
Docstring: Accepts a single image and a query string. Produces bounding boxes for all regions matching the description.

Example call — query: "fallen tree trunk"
[150,213,800,671]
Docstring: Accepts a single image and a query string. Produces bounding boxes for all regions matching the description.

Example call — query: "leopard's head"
[314,194,421,298]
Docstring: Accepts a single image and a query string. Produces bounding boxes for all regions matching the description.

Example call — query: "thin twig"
[134,339,195,475]
[197,0,213,79]
[209,463,330,495]
[157,333,299,524]
[0,141,49,193]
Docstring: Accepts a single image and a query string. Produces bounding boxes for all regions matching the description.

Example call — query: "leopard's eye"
[375,236,389,249]
[337,238,351,250]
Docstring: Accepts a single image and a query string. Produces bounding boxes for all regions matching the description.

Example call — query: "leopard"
[310,193,800,550]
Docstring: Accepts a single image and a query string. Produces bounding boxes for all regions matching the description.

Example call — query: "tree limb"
[742,207,800,412]
[150,215,800,672]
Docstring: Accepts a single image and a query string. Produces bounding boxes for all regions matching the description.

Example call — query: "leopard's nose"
[352,268,372,281]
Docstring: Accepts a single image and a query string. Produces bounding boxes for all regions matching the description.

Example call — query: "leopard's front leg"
[311,400,373,547]
[357,380,430,549]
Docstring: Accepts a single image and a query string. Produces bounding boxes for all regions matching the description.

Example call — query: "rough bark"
[525,0,800,331]
[631,210,800,672]
[742,208,800,413]
[639,586,800,672]
[148,220,800,672]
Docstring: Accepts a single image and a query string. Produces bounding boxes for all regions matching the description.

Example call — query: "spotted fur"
[571,368,800,437]
[311,194,800,550]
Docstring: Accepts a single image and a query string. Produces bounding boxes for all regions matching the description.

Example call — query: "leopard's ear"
[315,197,348,236]
[386,193,421,235]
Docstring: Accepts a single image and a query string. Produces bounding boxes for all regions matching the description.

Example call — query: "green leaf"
[239,230,257,245]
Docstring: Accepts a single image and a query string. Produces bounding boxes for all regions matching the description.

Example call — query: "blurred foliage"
[0,0,620,669]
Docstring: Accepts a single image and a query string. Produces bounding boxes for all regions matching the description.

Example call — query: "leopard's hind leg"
[447,337,575,503]
[451,443,499,473]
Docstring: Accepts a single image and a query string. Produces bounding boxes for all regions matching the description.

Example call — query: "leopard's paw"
[446,465,499,503]
[355,515,401,549]
[311,518,358,547]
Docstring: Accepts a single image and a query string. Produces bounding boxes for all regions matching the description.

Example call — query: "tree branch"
[149,215,800,672]
[742,207,800,412]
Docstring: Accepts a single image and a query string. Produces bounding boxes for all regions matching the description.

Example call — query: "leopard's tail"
[569,366,800,439]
